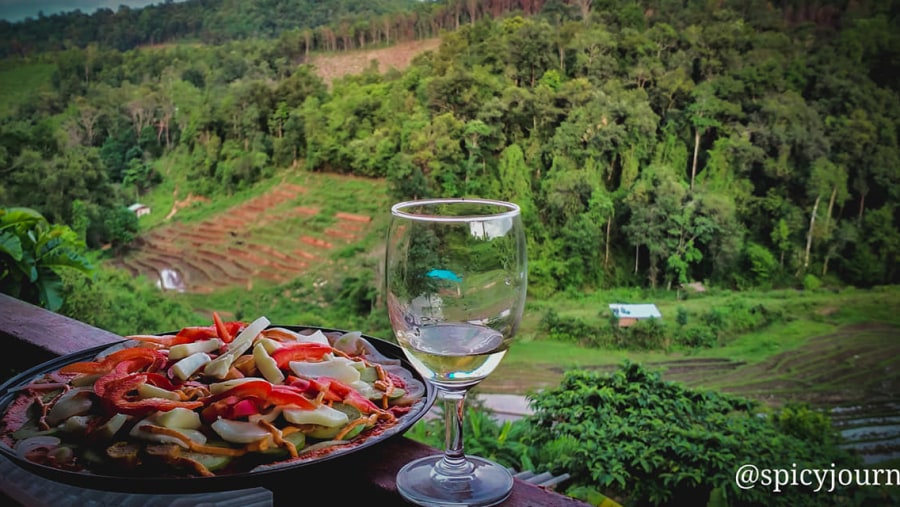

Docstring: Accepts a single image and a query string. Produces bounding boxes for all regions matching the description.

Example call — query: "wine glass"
[385,198,527,507]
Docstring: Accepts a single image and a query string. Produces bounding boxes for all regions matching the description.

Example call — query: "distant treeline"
[0,0,420,56]
[0,0,885,58]
[1,0,898,296]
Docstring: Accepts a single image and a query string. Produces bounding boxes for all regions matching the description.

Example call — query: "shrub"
[699,300,784,342]
[539,309,609,346]
[744,242,778,287]
[802,274,822,291]
[522,362,861,507]
[674,323,717,348]
[772,403,836,447]
[59,267,196,335]
[616,317,669,350]
[676,306,689,326]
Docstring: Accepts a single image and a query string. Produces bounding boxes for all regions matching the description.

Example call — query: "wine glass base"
[396,455,514,507]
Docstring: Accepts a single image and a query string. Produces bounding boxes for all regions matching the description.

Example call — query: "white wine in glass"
[385,198,527,507]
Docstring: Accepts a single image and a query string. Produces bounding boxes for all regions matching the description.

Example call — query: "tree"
[801,157,847,274]
[505,18,556,88]
[685,80,742,190]
[497,143,535,223]
[103,206,139,253]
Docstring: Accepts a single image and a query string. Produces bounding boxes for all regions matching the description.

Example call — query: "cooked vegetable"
[253,342,284,385]
[211,419,271,444]
[169,339,223,361]
[0,315,427,479]
[283,404,349,427]
[289,357,361,384]
[46,388,93,426]
[203,316,270,379]
[156,408,202,430]
[171,352,212,381]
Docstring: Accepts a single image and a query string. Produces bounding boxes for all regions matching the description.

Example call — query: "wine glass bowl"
[385,198,527,507]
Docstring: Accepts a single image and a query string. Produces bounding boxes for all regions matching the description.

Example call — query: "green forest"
[1,1,899,505]
[2,0,898,301]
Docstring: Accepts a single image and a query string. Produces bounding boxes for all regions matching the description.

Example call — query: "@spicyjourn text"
[735,463,899,493]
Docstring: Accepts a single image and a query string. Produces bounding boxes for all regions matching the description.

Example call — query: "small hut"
[609,303,662,327]
[128,203,151,218]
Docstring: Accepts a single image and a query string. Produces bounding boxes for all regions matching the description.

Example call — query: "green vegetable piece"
[359,367,378,383]
[306,404,364,440]
[181,451,233,471]
[263,431,306,456]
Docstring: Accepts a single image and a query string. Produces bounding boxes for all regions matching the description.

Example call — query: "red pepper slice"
[308,378,342,403]
[269,343,333,369]
[205,379,316,411]
[314,377,381,414]
[285,376,312,392]
[144,372,177,391]
[269,385,316,409]
[228,398,262,419]
[171,326,219,345]
[102,374,203,416]
[170,318,244,346]
[213,312,234,343]
[205,380,271,404]
[60,347,166,375]
[201,397,237,424]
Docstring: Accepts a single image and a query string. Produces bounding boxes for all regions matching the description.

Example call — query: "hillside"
[309,38,441,85]
[113,173,390,296]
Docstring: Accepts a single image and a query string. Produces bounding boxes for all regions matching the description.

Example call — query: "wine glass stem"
[436,388,474,477]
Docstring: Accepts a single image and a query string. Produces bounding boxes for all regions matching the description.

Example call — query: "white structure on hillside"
[609,303,662,327]
[128,203,151,218]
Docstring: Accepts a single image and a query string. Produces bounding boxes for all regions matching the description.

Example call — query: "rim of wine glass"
[391,198,520,222]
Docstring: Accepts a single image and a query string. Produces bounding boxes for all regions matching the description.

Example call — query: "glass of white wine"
[385,198,527,507]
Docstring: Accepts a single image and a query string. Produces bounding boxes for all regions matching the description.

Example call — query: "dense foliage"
[58,266,199,336]
[2,0,897,300]
[521,363,873,506]
[1,4,898,505]
[539,297,784,350]
[408,361,896,506]
[1,0,422,55]
[0,207,93,310]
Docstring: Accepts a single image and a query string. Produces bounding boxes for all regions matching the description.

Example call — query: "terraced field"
[111,182,376,293]
[484,321,900,464]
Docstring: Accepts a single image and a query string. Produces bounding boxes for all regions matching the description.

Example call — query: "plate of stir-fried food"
[0,314,434,492]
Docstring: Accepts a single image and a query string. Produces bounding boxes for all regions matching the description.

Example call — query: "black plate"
[0,325,435,494]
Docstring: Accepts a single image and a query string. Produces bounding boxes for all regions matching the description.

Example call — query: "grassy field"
[483,286,900,411]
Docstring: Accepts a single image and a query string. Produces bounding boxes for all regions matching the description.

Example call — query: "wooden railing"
[0,293,590,506]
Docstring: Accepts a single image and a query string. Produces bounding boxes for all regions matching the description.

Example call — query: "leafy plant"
[406,404,535,473]
[521,362,861,507]
[0,207,93,311]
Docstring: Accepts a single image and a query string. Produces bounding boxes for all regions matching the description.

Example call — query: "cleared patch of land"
[309,38,441,85]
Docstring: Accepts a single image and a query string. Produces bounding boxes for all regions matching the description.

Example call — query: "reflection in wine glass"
[385,198,527,507]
